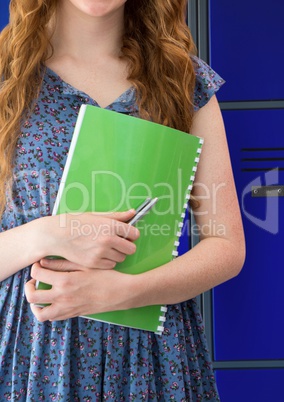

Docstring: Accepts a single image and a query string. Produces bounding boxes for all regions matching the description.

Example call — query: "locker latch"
[251,185,284,197]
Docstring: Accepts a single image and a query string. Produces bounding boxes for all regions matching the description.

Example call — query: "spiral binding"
[171,137,204,260]
[155,137,204,336]
[155,306,168,335]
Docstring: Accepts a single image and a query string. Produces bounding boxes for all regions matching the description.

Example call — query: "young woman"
[0,0,245,400]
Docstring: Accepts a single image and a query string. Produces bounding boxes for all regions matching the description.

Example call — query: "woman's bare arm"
[0,210,139,282]
[25,95,246,322]
[131,94,245,305]
[0,219,48,282]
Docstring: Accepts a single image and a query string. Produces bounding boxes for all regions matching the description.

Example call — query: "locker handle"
[251,185,284,197]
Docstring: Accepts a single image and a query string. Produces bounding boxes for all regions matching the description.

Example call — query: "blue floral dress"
[0,58,224,401]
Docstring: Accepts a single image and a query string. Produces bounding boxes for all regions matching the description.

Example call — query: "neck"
[51,2,125,62]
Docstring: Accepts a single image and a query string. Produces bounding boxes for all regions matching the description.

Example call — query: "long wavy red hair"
[0,0,196,214]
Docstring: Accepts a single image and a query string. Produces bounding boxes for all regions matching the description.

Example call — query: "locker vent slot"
[241,147,284,172]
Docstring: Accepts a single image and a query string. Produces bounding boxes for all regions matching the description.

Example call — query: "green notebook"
[37,105,203,334]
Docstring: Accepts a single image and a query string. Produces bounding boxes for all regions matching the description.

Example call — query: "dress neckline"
[44,65,135,110]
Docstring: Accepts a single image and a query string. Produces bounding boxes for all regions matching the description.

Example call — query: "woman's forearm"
[0,218,50,282]
[25,228,245,322]
[129,236,245,307]
[1,210,139,282]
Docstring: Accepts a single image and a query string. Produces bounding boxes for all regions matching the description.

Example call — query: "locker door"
[0,0,9,30]
[213,109,284,361]
[216,369,284,402]
[210,0,284,102]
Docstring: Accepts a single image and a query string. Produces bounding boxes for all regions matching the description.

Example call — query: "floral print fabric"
[0,58,224,401]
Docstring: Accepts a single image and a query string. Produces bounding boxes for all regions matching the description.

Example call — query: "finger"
[30,303,57,322]
[29,303,46,322]
[114,221,140,241]
[25,278,37,303]
[41,254,122,270]
[41,254,119,271]
[31,303,78,322]
[30,262,63,287]
[107,209,136,221]
[40,258,82,272]
[111,236,137,255]
[103,249,127,264]
[42,256,117,270]
[94,259,117,269]
[25,278,52,306]
[88,209,136,221]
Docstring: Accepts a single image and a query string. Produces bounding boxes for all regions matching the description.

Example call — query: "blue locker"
[0,0,9,30]
[215,369,284,402]
[210,0,284,102]
[213,109,284,360]
[178,208,190,255]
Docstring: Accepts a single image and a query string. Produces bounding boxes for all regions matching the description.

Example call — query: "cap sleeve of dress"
[192,56,225,111]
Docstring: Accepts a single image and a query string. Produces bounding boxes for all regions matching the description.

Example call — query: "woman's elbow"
[230,233,246,278]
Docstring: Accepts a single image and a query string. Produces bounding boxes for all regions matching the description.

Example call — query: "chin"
[79,1,125,18]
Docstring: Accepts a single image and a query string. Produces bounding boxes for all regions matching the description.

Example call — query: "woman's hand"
[40,209,140,269]
[25,259,138,322]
